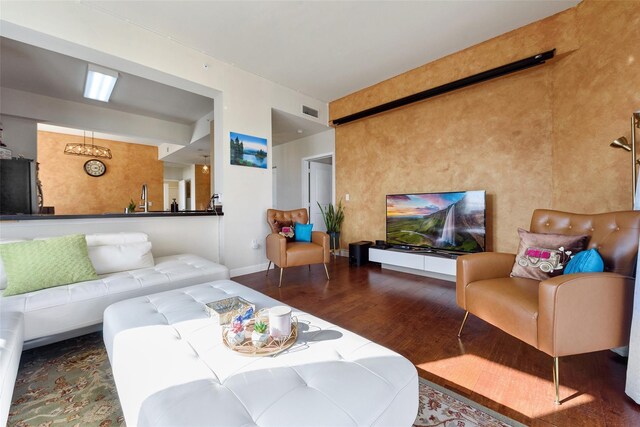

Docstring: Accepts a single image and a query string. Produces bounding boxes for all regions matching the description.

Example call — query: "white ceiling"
[0,35,324,150]
[83,0,579,102]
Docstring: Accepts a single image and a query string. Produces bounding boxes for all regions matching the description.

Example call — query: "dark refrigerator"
[0,158,38,215]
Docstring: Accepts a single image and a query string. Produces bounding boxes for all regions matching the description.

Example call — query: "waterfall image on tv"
[386,191,486,253]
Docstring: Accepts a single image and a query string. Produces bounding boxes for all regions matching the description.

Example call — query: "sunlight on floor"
[418,353,596,419]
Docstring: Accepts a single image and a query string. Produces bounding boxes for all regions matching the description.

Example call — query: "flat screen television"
[386,191,486,253]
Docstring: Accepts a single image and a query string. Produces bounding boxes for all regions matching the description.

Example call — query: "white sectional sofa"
[0,312,23,425]
[0,232,229,426]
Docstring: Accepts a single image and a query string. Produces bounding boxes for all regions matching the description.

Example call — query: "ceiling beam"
[0,87,193,145]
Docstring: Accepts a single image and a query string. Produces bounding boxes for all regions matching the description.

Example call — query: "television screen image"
[386,191,486,253]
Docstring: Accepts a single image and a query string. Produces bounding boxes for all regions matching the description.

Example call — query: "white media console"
[368,248,457,281]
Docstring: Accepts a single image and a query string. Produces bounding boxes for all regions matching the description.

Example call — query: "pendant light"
[64,131,112,159]
[202,155,210,174]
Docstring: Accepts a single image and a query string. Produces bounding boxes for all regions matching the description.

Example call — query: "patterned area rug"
[9,333,123,427]
[414,380,524,427]
[8,332,522,427]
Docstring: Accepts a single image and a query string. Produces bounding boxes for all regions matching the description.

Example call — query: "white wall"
[163,164,186,181]
[273,129,335,210]
[0,114,37,160]
[0,216,222,262]
[0,2,328,276]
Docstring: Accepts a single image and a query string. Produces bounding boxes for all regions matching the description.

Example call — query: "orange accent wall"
[329,0,640,252]
[195,165,211,210]
[37,131,164,215]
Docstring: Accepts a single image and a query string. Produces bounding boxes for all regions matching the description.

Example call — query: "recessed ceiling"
[162,135,211,165]
[82,0,579,102]
[38,123,164,147]
[272,109,330,146]
[0,37,214,124]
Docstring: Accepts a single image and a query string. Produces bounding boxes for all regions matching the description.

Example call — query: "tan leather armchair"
[457,209,640,404]
[266,208,330,287]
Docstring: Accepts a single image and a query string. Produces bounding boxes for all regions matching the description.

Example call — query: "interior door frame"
[163,179,180,211]
[178,179,187,211]
[301,152,335,215]
[272,166,278,209]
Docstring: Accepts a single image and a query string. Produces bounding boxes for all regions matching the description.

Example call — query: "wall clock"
[84,159,106,177]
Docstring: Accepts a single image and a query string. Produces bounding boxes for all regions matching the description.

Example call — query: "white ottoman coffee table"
[103,280,418,427]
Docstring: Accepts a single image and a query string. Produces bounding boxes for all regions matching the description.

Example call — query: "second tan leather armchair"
[456,209,640,404]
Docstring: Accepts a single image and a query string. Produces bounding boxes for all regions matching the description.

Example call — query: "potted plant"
[318,200,345,250]
[251,320,269,347]
[126,199,136,213]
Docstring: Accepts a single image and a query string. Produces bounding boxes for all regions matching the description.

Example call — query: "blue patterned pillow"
[564,248,604,275]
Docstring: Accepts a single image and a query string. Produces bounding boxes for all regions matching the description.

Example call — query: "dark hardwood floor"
[234,256,640,427]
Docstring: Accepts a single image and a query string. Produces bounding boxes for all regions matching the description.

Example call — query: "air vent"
[302,105,319,118]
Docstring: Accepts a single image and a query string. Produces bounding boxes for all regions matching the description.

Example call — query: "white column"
[625,180,640,403]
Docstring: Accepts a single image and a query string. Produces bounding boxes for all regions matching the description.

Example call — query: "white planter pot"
[251,331,269,347]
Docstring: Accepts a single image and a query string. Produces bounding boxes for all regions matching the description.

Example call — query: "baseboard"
[381,264,455,282]
[230,262,269,278]
[231,256,344,277]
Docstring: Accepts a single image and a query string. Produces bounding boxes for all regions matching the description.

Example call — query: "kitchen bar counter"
[0,213,223,262]
[0,209,223,221]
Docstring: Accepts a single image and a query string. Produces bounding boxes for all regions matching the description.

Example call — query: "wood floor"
[234,256,640,427]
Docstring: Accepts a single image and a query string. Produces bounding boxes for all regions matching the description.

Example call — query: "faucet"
[140,184,148,213]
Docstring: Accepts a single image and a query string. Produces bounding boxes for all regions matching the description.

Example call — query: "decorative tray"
[222,318,298,357]
[205,296,255,325]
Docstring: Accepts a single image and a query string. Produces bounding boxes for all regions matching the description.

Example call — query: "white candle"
[269,305,292,339]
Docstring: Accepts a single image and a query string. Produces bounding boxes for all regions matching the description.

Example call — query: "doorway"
[163,180,180,211]
[302,153,334,232]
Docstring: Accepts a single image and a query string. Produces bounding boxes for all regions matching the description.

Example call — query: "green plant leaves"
[318,199,345,232]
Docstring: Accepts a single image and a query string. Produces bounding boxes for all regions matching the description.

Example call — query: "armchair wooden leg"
[457,311,469,337]
[266,261,272,276]
[324,264,330,280]
[279,267,284,288]
[553,357,560,405]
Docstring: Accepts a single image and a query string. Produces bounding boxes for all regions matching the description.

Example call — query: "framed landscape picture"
[230,132,267,169]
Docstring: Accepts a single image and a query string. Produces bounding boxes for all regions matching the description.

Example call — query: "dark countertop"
[0,209,224,221]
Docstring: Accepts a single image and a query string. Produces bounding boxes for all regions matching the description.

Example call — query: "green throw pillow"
[0,234,98,297]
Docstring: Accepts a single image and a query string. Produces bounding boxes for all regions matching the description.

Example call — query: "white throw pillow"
[88,242,154,275]
[0,239,27,290]
[85,232,149,247]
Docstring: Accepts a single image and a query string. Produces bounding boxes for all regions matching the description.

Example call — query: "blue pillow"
[563,249,604,274]
[295,222,313,242]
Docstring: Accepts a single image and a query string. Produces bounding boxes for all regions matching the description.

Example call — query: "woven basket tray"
[222,317,298,357]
